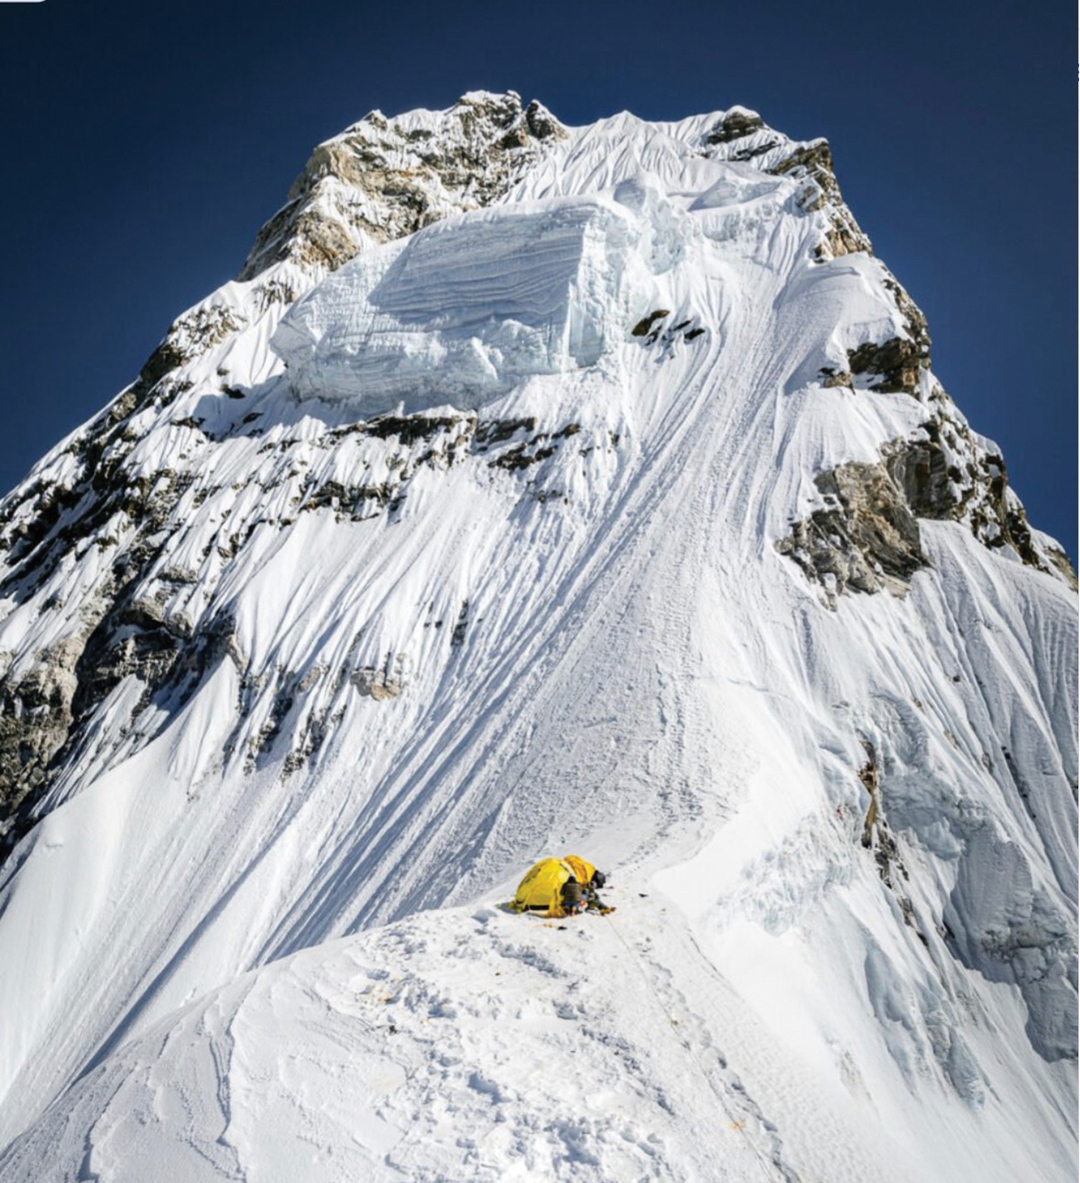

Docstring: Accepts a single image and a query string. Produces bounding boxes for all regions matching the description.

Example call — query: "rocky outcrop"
[858,747,917,933]
[770,139,872,259]
[703,108,785,163]
[821,276,933,396]
[0,420,205,856]
[239,92,566,281]
[846,335,927,395]
[705,108,765,145]
[0,554,235,860]
[0,640,82,849]
[885,397,1075,586]
[778,398,1078,604]
[776,461,928,604]
[698,106,861,257]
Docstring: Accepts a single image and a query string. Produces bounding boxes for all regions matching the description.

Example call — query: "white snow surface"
[0,94,1075,1181]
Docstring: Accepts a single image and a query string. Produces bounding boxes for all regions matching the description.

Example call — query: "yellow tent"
[509,858,576,917]
[563,854,596,886]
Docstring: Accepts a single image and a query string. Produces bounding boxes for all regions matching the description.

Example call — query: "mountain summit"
[0,92,1074,1181]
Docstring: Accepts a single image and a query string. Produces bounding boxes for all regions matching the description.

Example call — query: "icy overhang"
[271,196,655,414]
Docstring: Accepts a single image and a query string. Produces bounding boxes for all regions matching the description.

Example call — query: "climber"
[562,854,611,913]
[509,855,613,918]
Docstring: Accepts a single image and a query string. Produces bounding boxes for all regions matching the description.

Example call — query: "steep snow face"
[0,93,1075,1181]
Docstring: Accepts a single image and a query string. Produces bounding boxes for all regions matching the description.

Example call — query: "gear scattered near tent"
[509,855,615,918]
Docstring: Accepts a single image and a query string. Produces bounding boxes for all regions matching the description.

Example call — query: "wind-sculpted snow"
[0,92,1074,1180]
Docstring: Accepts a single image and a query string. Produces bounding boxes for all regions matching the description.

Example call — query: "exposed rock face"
[770,139,872,259]
[900,444,1073,589]
[0,410,205,853]
[778,397,1077,604]
[884,396,1076,587]
[847,334,927,395]
[820,277,933,396]
[0,641,81,842]
[705,108,768,148]
[239,92,566,281]
[776,460,928,603]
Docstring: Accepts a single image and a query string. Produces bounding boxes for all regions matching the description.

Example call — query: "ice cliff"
[272,195,657,409]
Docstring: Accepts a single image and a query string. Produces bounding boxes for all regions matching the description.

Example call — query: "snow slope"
[10,896,1073,1183]
[0,92,1074,1180]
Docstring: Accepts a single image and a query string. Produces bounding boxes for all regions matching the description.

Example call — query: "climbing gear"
[581,881,613,914]
[510,856,613,918]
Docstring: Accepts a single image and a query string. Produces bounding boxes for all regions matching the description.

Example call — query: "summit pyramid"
[0,92,1074,1182]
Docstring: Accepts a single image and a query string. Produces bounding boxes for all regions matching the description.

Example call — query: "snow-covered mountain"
[0,91,1075,1182]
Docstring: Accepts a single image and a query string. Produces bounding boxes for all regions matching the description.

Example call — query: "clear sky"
[0,0,1075,560]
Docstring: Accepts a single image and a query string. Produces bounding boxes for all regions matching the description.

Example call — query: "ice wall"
[272,196,656,413]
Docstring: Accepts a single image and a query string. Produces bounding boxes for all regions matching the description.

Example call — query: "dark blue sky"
[1,0,1075,559]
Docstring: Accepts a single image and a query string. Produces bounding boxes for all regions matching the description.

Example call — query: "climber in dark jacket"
[563,855,612,913]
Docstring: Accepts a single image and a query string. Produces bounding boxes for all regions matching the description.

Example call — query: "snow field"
[0,895,926,1183]
[8,878,1065,1182]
